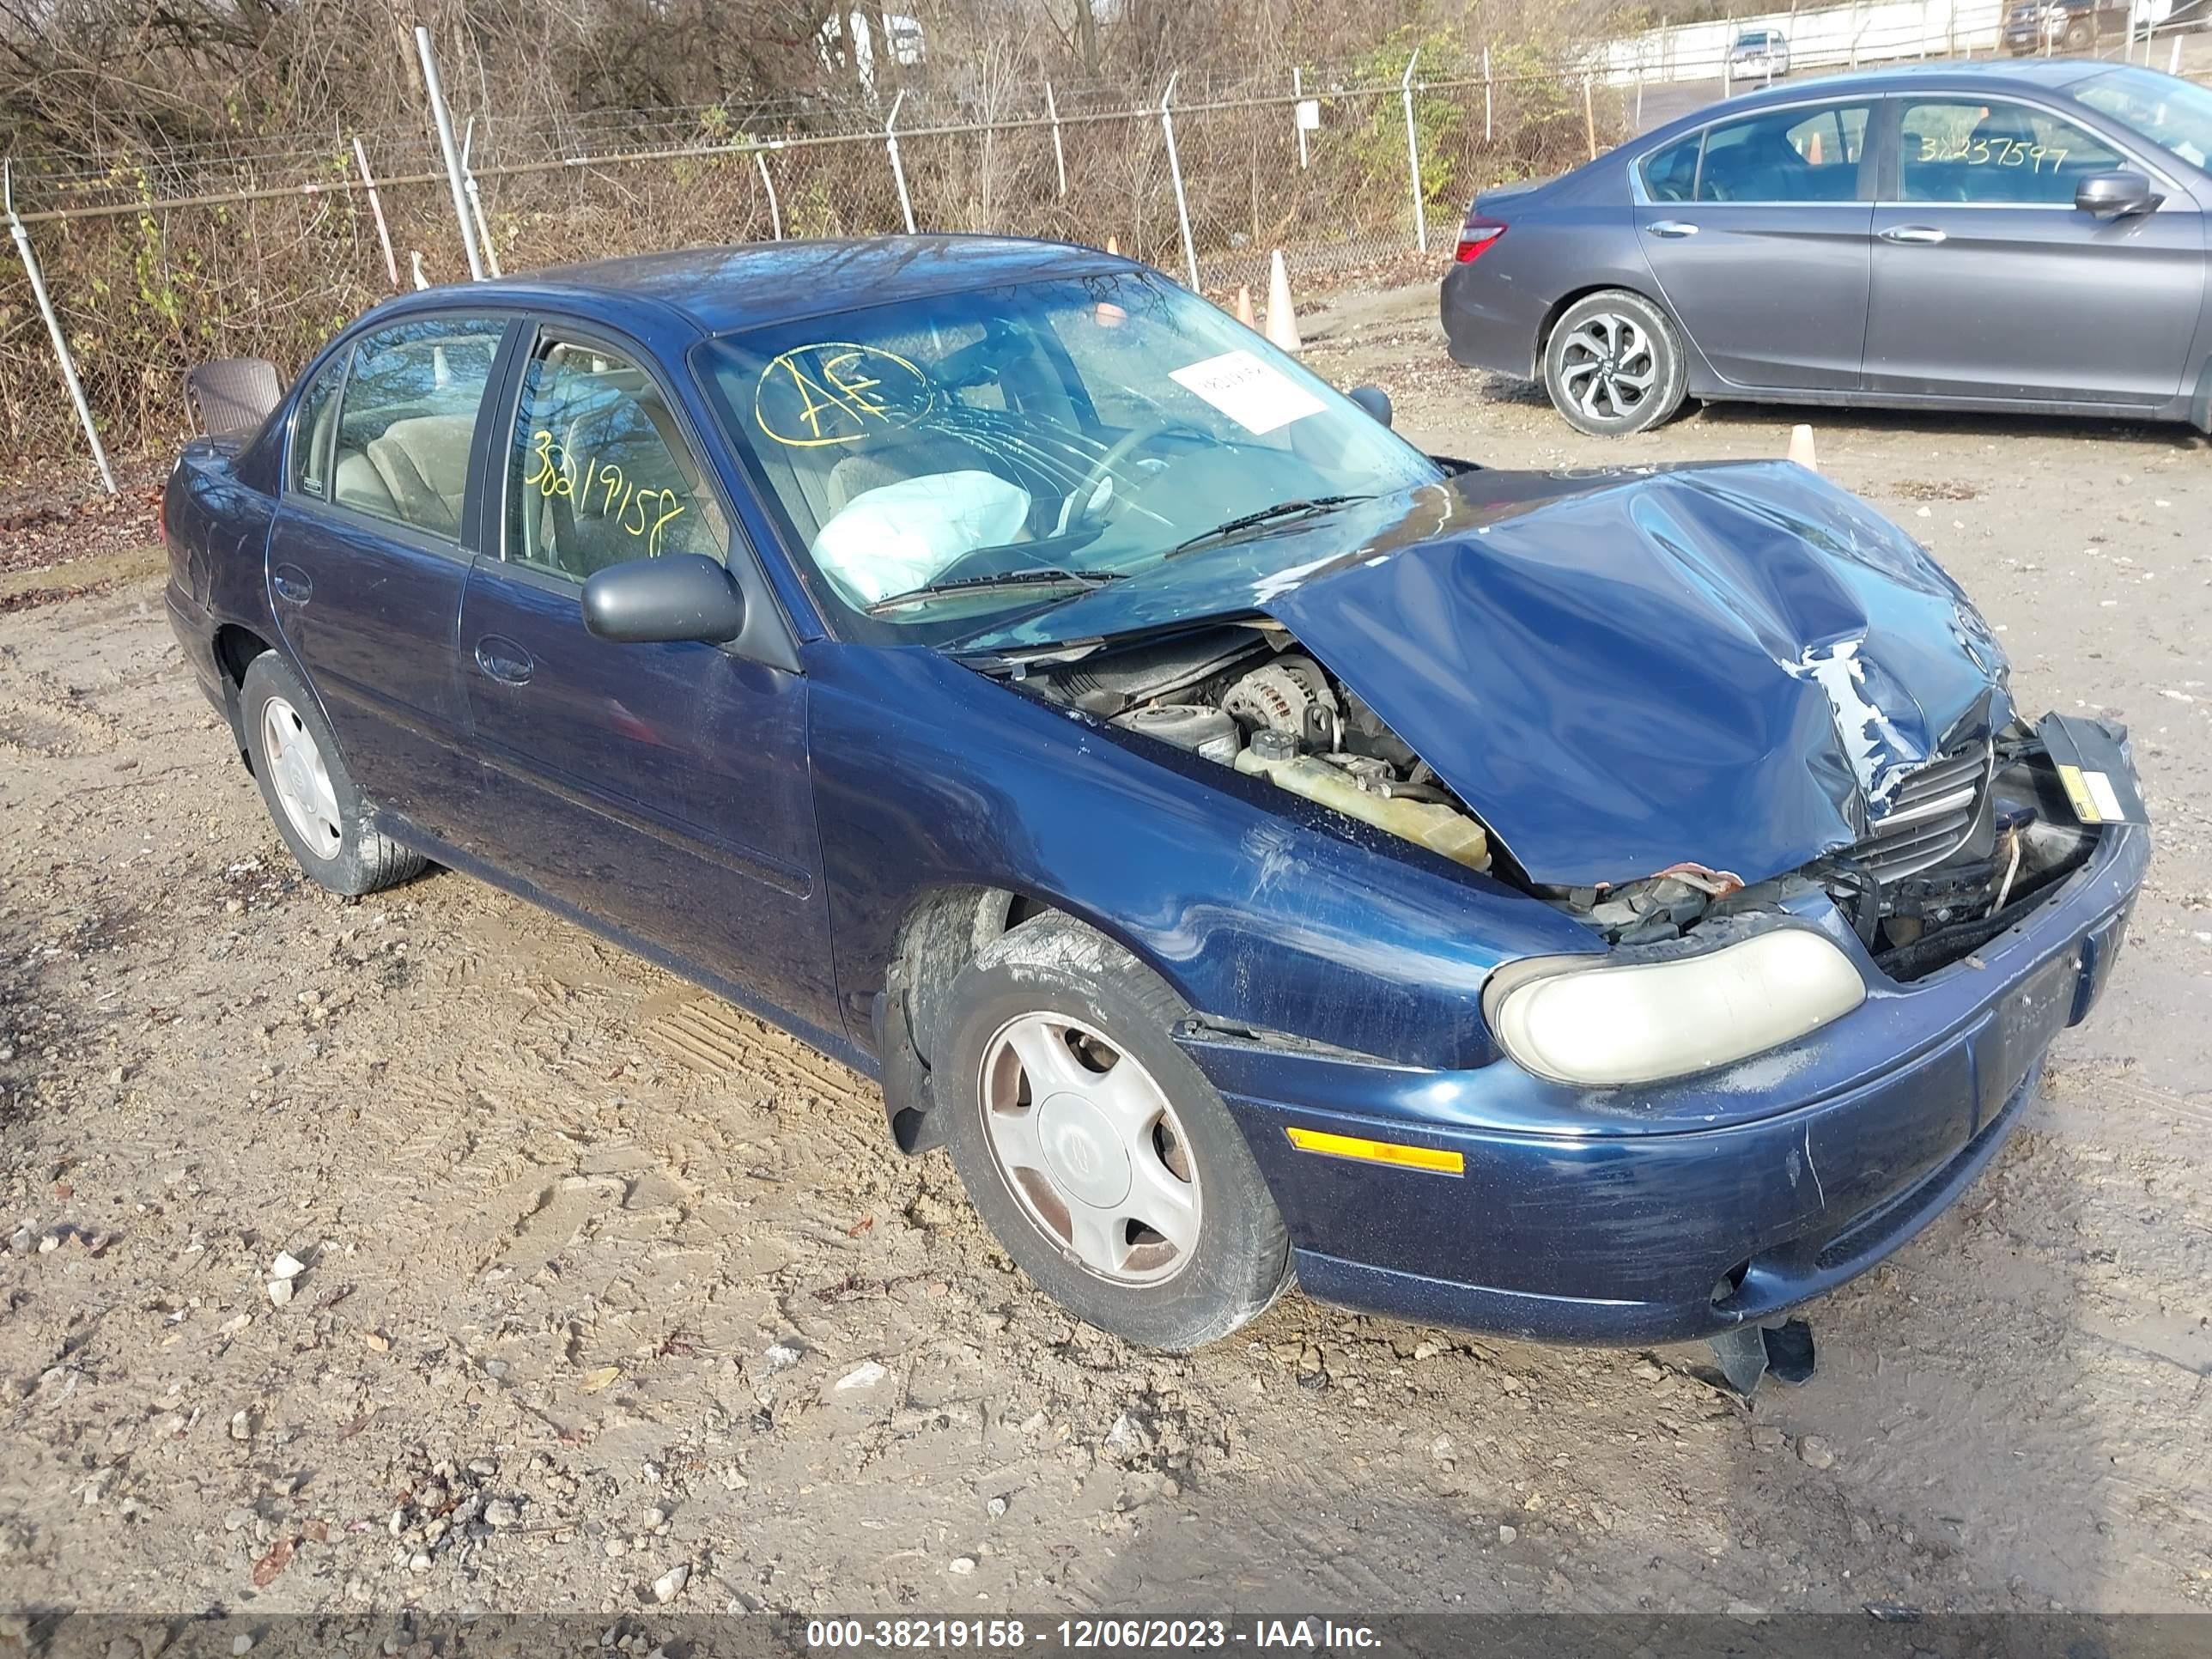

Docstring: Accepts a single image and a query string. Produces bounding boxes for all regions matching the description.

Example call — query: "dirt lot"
[2,279,2209,1626]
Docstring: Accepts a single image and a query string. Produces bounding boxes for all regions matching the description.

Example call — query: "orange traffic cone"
[1263,250,1301,355]
[1806,130,1824,166]
[1787,423,1818,471]
[1234,284,1256,328]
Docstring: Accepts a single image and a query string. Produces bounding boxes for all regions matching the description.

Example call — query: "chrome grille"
[1850,743,1991,882]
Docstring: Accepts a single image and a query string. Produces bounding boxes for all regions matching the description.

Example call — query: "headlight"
[1484,927,1865,1088]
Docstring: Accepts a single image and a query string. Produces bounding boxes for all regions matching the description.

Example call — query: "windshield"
[2073,66,2212,173]
[1736,31,1770,46]
[696,270,1441,643]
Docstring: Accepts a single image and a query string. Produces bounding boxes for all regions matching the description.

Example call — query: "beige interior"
[365,416,474,535]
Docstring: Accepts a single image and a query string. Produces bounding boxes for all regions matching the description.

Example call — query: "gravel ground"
[1,281,2209,1626]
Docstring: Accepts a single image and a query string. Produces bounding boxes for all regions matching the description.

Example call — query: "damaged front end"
[1547,717,2123,983]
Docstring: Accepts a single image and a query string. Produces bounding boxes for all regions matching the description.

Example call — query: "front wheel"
[1542,289,1689,437]
[934,915,1292,1351]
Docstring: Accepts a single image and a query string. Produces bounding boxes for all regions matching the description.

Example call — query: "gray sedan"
[1441,61,2212,435]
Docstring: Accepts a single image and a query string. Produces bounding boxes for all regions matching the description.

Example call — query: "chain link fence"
[1,43,1624,475]
[6,11,2208,479]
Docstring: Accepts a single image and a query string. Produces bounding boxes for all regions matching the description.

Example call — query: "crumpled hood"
[1258,462,2012,888]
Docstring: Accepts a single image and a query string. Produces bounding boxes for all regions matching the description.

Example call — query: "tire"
[238,651,425,897]
[1542,289,1689,437]
[934,914,1292,1351]
[2063,18,2093,49]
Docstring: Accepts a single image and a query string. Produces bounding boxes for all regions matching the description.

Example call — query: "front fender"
[808,642,1602,1072]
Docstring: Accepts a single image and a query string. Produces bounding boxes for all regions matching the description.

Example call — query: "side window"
[506,336,731,582]
[1899,99,2124,204]
[1693,102,1870,202]
[289,358,343,500]
[1642,133,1702,203]
[330,315,507,538]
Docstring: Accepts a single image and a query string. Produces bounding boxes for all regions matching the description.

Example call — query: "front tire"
[1543,289,1688,437]
[935,915,1292,1351]
[239,652,425,897]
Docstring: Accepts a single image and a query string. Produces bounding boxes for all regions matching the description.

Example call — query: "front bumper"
[1184,820,2148,1346]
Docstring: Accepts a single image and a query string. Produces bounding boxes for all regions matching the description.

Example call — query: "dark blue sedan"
[163,236,2147,1364]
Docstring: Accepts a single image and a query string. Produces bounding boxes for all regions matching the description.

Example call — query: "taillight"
[1455,216,1506,264]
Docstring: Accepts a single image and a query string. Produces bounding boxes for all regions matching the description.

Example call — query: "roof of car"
[1710,57,2115,112]
[422,234,1123,338]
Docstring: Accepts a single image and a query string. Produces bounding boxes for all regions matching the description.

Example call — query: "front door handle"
[1647,220,1699,238]
[473,636,534,686]
[1880,225,1948,245]
[270,565,312,605]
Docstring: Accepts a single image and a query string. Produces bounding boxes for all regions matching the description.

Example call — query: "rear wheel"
[239,652,424,896]
[1542,289,1688,437]
[2063,17,2094,49]
[935,914,1291,1350]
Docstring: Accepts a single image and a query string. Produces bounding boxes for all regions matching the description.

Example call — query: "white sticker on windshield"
[1169,349,1326,434]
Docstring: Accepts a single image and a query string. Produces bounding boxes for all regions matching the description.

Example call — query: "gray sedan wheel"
[1543,289,1688,437]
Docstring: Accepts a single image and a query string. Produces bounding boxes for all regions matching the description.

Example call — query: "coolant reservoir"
[1236,746,1490,871]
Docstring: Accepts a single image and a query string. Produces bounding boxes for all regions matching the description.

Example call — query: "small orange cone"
[1263,250,1301,355]
[1787,423,1818,471]
[1106,234,1120,256]
[1806,130,1824,166]
[1234,284,1256,328]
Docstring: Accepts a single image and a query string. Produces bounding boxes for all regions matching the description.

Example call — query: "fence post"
[1483,46,1492,144]
[755,149,784,240]
[459,118,502,279]
[1293,68,1310,171]
[352,137,400,290]
[413,27,485,281]
[3,161,118,496]
[1159,72,1200,291]
[884,88,916,234]
[1400,50,1426,256]
[2172,34,2184,72]
[1046,82,1068,198]
[1583,76,1598,160]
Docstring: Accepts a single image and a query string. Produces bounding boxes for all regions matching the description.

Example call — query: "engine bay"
[1021,623,2109,984]
[1036,624,1498,875]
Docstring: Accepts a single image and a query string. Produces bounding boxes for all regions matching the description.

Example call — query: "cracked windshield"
[700,270,1440,641]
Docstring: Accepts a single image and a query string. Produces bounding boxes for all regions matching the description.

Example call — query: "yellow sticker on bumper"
[1284,1126,1465,1176]
[2055,763,2102,824]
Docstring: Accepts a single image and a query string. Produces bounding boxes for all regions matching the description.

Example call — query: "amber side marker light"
[1285,1126,1465,1176]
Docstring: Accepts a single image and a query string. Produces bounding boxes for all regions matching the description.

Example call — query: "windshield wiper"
[1166,495,1370,558]
[865,565,1127,616]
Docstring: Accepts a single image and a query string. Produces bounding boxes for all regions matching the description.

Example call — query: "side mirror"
[2075,170,2157,219]
[1346,385,1394,428]
[581,554,746,645]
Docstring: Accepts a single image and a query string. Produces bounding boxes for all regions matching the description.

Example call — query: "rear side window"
[289,359,343,500]
[1899,98,2125,204]
[504,334,730,582]
[1642,134,1702,203]
[1687,103,1870,203]
[330,316,508,538]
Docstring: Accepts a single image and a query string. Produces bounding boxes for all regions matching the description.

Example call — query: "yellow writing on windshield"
[754,343,933,447]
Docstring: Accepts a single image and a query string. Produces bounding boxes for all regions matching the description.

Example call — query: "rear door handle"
[270,565,312,605]
[1880,225,1948,245]
[473,636,534,686]
[1647,220,1699,238]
